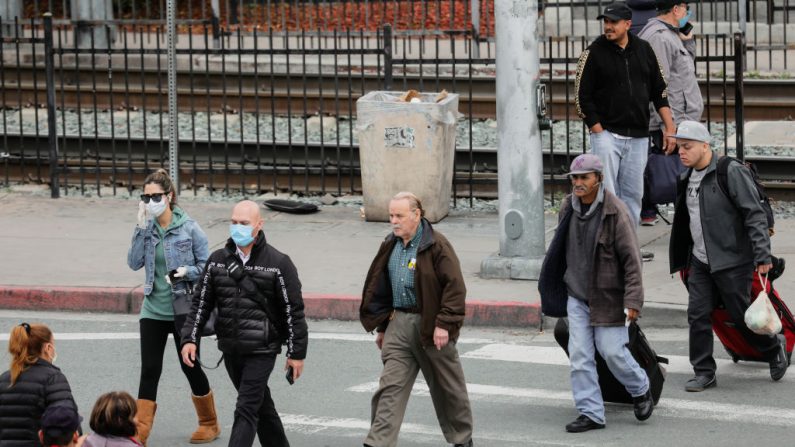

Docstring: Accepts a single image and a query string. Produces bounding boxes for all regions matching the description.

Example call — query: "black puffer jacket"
[0,359,79,446]
[181,232,308,359]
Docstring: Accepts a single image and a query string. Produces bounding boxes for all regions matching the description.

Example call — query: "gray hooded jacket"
[639,17,703,131]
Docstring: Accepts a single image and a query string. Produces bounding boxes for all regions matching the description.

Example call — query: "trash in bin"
[356,90,460,223]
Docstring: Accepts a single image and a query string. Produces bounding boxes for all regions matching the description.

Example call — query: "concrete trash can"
[356,91,459,223]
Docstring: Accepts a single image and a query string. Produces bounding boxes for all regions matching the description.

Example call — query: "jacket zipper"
[624,58,633,97]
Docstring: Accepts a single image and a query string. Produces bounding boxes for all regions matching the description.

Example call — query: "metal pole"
[1,0,21,38]
[481,0,545,280]
[383,24,393,90]
[43,13,60,198]
[471,0,480,58]
[738,0,747,36]
[167,0,179,191]
[211,0,221,48]
[734,32,745,161]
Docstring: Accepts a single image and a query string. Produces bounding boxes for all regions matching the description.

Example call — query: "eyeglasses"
[140,193,166,203]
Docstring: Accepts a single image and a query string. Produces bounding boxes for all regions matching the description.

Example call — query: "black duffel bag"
[553,318,668,405]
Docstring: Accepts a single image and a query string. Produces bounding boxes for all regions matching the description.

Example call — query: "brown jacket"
[558,190,644,326]
[360,219,467,346]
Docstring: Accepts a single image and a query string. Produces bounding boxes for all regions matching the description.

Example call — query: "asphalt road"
[1,310,792,447]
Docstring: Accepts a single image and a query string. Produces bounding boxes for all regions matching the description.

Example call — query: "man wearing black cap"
[575,1,676,232]
[38,404,84,447]
[637,0,702,227]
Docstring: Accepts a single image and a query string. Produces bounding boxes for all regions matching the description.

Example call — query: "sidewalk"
[1,186,793,328]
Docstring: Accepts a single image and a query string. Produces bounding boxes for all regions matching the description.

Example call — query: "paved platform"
[0,187,793,328]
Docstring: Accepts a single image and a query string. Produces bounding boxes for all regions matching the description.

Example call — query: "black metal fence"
[1,16,744,203]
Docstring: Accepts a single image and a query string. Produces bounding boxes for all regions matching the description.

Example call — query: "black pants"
[224,353,289,447]
[138,316,210,401]
[687,258,780,376]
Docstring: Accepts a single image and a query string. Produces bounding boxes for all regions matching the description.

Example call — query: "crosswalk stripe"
[279,413,588,446]
[347,381,795,427]
[0,332,494,344]
[460,344,793,380]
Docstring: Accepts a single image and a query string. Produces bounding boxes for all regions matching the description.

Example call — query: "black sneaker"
[770,334,789,381]
[641,250,655,262]
[453,440,473,447]
[684,375,716,392]
[632,389,654,421]
[565,415,605,433]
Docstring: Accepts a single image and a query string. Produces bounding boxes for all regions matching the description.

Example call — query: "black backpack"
[716,156,775,233]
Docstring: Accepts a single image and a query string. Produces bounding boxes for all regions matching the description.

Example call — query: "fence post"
[383,24,393,91]
[734,32,745,161]
[43,13,60,198]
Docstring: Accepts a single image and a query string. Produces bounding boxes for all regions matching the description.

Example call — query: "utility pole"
[71,0,113,48]
[481,0,545,280]
[167,0,179,191]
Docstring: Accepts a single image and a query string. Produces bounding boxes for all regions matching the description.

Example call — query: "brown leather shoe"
[190,390,221,443]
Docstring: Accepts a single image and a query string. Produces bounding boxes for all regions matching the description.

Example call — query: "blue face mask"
[230,224,255,247]
[679,10,692,28]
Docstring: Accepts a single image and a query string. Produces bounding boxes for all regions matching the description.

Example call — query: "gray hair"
[391,191,425,217]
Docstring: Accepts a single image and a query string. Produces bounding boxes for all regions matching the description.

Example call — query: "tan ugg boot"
[135,399,157,446]
[189,390,221,443]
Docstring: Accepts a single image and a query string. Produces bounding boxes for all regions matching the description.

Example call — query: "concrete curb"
[0,286,542,328]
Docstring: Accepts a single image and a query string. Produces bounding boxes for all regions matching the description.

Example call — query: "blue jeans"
[567,297,649,425]
[589,131,649,228]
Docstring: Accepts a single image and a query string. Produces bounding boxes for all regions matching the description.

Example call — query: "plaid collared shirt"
[387,224,423,309]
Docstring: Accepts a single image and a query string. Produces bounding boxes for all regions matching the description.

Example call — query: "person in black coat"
[0,323,80,446]
[181,200,308,447]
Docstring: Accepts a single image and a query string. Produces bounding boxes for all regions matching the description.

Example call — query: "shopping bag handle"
[757,271,768,293]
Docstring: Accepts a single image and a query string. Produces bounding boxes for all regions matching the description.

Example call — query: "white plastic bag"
[744,274,782,335]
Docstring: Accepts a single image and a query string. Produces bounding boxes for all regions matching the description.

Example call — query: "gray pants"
[364,311,473,447]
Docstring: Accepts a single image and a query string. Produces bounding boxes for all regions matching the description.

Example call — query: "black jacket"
[181,232,308,359]
[0,359,79,446]
[575,33,670,137]
[669,152,771,274]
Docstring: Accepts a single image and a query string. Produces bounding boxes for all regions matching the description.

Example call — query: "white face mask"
[146,195,169,217]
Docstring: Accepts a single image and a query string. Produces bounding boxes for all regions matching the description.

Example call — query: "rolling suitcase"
[679,257,794,365]
[553,318,668,405]
[713,274,794,364]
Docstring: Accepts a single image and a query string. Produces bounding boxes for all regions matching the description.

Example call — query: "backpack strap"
[715,155,735,199]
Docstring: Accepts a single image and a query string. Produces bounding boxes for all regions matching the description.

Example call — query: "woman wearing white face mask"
[126,169,219,445]
[0,322,81,446]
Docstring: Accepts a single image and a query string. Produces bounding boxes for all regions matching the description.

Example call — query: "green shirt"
[388,225,423,309]
[139,209,187,321]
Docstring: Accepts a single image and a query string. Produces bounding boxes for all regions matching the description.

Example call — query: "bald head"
[230,200,263,249]
[233,200,262,222]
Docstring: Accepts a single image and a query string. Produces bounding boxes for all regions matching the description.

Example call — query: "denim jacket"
[127,209,209,315]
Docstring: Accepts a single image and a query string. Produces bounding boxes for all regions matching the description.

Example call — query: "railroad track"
[3,133,795,200]
[2,67,794,120]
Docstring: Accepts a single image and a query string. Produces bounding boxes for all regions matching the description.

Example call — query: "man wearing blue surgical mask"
[637,0,702,229]
[180,200,308,447]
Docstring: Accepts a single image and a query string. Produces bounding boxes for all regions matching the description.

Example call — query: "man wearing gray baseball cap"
[669,120,788,391]
[539,153,653,432]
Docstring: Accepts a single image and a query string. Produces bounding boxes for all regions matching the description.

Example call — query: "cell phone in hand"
[679,22,693,35]
[168,269,180,283]
[285,366,294,385]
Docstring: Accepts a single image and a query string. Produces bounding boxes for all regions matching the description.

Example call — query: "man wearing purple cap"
[576,1,676,231]
[539,153,653,433]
